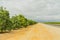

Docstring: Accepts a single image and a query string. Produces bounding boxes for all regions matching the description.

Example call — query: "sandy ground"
[0,23,60,40]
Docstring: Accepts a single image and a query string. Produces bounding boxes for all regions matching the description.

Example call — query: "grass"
[44,22,60,24]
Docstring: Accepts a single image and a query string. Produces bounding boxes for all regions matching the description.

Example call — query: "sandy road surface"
[0,23,60,40]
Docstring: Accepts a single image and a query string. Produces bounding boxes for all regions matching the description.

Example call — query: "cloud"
[0,0,60,22]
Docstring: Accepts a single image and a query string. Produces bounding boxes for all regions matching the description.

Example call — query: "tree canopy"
[0,7,37,33]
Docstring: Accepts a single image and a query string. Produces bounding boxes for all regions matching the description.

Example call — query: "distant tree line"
[0,7,37,32]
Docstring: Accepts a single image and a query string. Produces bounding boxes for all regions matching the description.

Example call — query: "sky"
[0,0,60,22]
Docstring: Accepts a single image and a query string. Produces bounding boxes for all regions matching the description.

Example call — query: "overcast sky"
[0,0,60,22]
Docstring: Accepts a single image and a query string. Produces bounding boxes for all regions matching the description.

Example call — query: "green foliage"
[0,6,11,32]
[0,6,37,33]
[10,14,37,29]
[44,22,60,24]
[27,20,37,25]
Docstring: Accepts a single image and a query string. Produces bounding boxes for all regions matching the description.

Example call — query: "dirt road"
[0,23,60,40]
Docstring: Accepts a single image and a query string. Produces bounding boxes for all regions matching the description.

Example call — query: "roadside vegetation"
[44,22,60,24]
[0,6,37,33]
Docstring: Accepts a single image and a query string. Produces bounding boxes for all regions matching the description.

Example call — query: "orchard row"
[0,7,37,32]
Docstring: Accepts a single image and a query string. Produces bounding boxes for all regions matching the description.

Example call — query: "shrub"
[0,6,37,33]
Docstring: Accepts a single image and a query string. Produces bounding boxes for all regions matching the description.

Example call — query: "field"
[44,22,60,24]
[44,22,60,27]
